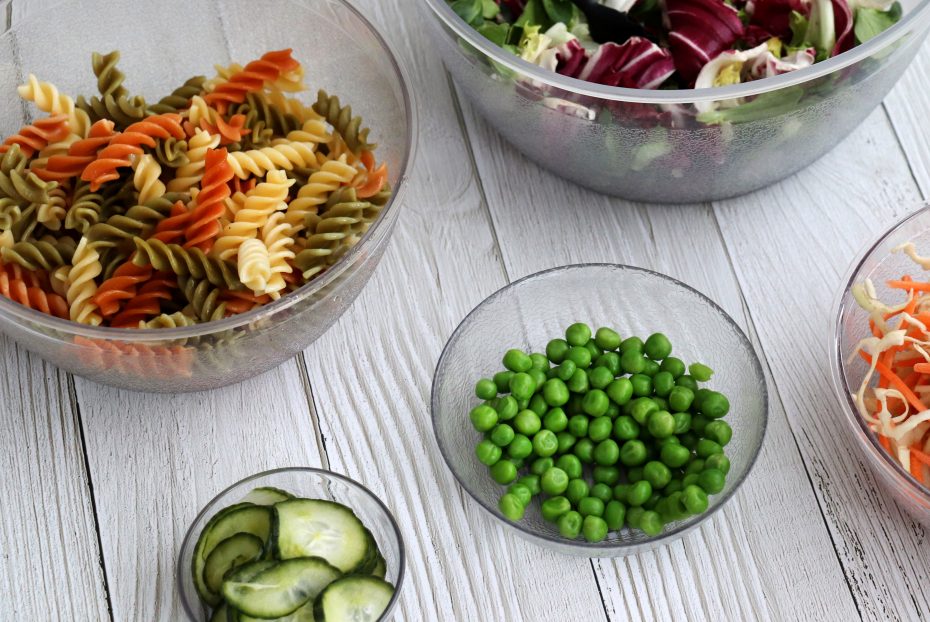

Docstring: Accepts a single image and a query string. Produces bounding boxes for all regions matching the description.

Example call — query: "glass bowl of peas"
[431,263,768,555]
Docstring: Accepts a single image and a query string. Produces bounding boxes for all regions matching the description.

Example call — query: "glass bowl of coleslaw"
[422,0,930,203]
[832,204,930,527]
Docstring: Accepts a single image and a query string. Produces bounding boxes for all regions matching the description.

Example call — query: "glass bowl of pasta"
[832,204,930,527]
[0,0,415,391]
[422,0,930,203]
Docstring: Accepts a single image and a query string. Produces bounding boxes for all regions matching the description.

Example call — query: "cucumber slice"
[222,557,341,619]
[354,529,380,575]
[314,575,395,622]
[273,500,368,573]
[210,603,231,622]
[242,486,294,506]
[225,560,277,583]
[237,600,317,622]
[371,554,386,579]
[204,533,265,594]
[193,503,273,605]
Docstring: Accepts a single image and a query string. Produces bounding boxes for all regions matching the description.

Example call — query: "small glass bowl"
[831,204,930,527]
[177,467,405,621]
[431,264,768,556]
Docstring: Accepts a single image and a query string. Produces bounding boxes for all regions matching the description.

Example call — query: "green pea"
[489,423,515,447]
[627,467,644,482]
[643,333,672,360]
[469,405,498,432]
[582,515,609,543]
[626,480,652,506]
[509,373,536,401]
[508,483,532,507]
[664,479,684,495]
[582,390,610,417]
[547,369,560,381]
[490,460,517,484]
[658,492,688,523]
[527,395,547,418]
[629,374,652,397]
[492,395,518,421]
[593,439,620,466]
[606,403,620,419]
[574,438,595,463]
[543,407,568,432]
[604,500,626,531]
[499,494,524,521]
[546,338,570,364]
[668,386,695,413]
[641,359,661,377]
[565,322,592,347]
[596,352,622,376]
[639,511,664,536]
[530,457,554,475]
[566,346,592,369]
[643,491,662,510]
[643,461,672,489]
[692,413,710,435]
[660,443,691,468]
[567,415,588,438]
[556,454,583,479]
[612,484,630,503]
[704,454,731,475]
[588,416,613,442]
[606,378,634,406]
[676,375,698,392]
[541,378,570,407]
[533,429,559,457]
[585,338,604,358]
[693,389,712,413]
[566,478,589,505]
[656,435,680,447]
[646,410,675,439]
[620,439,647,466]
[682,473,700,488]
[682,485,709,514]
[698,469,726,494]
[685,458,705,475]
[612,416,640,441]
[701,392,730,419]
[593,465,621,486]
[696,438,723,458]
[558,510,583,538]
[567,368,590,393]
[619,336,643,354]
[630,397,659,424]
[493,371,514,393]
[556,432,576,454]
[475,378,497,400]
[592,326,620,351]
[672,412,692,434]
[503,349,532,373]
[688,363,714,382]
[527,352,548,371]
[660,357,685,378]
[620,349,646,375]
[585,366,610,390]
[565,394,584,415]
[704,421,733,446]
[626,507,645,529]
[541,466,569,495]
[511,458,525,469]
[652,371,675,398]
[652,396,669,411]
[513,410,541,436]
[556,359,577,381]
[541,496,572,522]
[518,474,541,495]
[528,370,547,394]
[679,432,699,451]
[590,483,613,504]
[578,496,605,518]
[475,440,502,466]
[508,434,533,459]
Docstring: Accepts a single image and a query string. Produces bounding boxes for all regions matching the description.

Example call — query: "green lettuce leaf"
[516,0,553,29]
[450,0,485,26]
[543,0,575,24]
[854,2,902,43]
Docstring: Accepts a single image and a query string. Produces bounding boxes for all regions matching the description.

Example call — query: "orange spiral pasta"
[93,260,152,317]
[201,113,251,146]
[82,113,185,190]
[221,289,271,315]
[204,49,300,114]
[184,148,233,251]
[110,271,176,328]
[0,260,68,318]
[0,114,72,158]
[355,150,389,199]
[33,119,116,182]
[151,200,192,245]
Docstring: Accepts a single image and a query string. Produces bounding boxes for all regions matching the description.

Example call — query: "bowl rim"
[0,0,418,342]
[830,203,930,502]
[177,466,407,622]
[431,262,770,552]
[421,0,930,104]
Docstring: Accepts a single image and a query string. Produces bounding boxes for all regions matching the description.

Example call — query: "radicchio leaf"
[575,38,675,88]
[664,0,745,85]
[747,0,811,38]
[556,38,589,77]
[831,0,854,54]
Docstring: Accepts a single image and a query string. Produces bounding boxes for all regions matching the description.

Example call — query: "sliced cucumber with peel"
[370,554,386,579]
[204,533,265,594]
[223,556,341,618]
[242,486,294,506]
[235,599,317,622]
[314,575,395,622]
[210,603,231,622]
[273,500,369,573]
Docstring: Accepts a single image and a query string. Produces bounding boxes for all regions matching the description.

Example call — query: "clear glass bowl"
[0,0,415,392]
[831,205,930,527]
[422,0,930,202]
[177,467,405,621]
[431,264,769,555]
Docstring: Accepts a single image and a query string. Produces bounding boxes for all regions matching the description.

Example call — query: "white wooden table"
[2,0,930,620]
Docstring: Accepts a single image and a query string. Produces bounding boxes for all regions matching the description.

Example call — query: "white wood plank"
[714,105,930,620]
[454,85,858,621]
[298,1,609,620]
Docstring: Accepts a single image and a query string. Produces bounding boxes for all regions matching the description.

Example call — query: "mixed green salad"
[448,0,902,91]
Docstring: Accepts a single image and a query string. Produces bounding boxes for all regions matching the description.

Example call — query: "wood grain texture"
[713,106,930,621]
[455,88,859,621]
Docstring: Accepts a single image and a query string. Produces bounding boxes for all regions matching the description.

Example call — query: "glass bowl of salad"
[832,205,930,527]
[423,0,930,202]
[431,264,769,555]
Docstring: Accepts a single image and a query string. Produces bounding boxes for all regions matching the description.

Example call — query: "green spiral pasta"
[85,194,184,248]
[99,246,129,281]
[77,93,149,129]
[131,238,242,290]
[99,175,140,217]
[0,144,54,207]
[10,204,39,243]
[1,237,76,271]
[230,92,302,137]
[155,137,190,168]
[92,51,127,99]
[148,76,206,115]
[0,197,22,230]
[312,89,375,155]
[142,311,198,329]
[179,276,227,322]
[65,181,105,233]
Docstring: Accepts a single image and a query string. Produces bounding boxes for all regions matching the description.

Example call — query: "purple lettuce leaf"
[832,0,854,55]
[664,0,745,85]
[573,37,676,88]
[747,0,810,39]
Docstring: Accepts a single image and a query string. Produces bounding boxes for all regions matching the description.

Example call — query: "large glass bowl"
[431,264,769,555]
[832,205,930,527]
[422,0,930,202]
[0,0,415,392]
[178,467,406,622]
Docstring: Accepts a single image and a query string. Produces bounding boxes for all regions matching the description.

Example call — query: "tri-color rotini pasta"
[0,49,390,329]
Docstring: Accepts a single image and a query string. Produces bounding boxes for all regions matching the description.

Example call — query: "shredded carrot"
[913,447,930,467]
[879,435,892,452]
[914,363,930,374]
[859,351,927,412]
[887,280,930,292]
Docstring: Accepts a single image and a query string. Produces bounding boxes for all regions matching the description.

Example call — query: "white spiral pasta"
[261,211,295,298]
[185,95,221,127]
[285,155,357,232]
[36,186,68,231]
[226,141,318,179]
[66,238,102,325]
[17,74,91,137]
[284,119,331,146]
[203,62,242,92]
[132,154,166,205]
[50,265,70,298]
[212,170,293,261]
[264,89,321,122]
[167,129,220,192]
[237,238,272,294]
[224,191,248,222]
